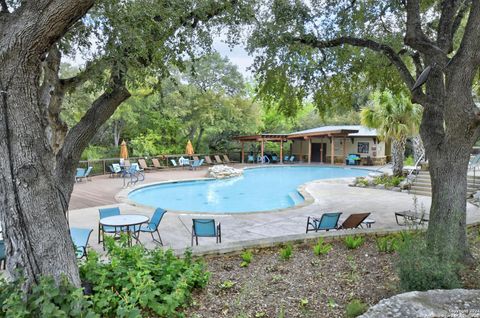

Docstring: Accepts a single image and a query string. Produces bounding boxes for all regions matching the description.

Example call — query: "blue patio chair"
[170,159,178,167]
[191,219,221,246]
[75,166,93,182]
[190,159,204,170]
[0,240,5,270]
[306,212,342,233]
[70,227,93,259]
[98,207,121,245]
[284,155,289,163]
[247,155,255,163]
[345,154,360,165]
[271,155,278,163]
[140,208,166,245]
[289,155,296,163]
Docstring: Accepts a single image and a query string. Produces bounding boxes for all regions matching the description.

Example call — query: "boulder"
[399,179,413,190]
[375,184,386,190]
[360,289,480,318]
[207,165,243,179]
[391,187,401,192]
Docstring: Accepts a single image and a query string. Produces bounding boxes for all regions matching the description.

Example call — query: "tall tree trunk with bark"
[391,137,406,176]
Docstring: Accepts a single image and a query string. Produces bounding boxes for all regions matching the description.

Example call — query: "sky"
[212,39,254,78]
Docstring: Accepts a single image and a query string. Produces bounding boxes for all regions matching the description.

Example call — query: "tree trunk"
[0,61,80,288]
[391,137,406,176]
[195,127,204,151]
[412,135,425,163]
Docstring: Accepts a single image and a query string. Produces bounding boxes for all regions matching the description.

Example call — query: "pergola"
[233,134,289,163]
[235,127,360,164]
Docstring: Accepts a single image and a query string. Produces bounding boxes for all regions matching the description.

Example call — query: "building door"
[311,143,327,162]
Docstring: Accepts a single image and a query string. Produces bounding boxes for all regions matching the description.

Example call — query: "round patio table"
[100,214,149,246]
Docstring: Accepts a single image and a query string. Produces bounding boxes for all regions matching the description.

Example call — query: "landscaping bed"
[184,229,480,318]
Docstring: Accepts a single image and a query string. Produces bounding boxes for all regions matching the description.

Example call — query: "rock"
[360,289,480,318]
[375,184,385,190]
[401,189,409,193]
[207,165,243,179]
[358,183,366,188]
[473,191,480,201]
[399,179,413,190]
[391,187,401,192]
[368,172,384,178]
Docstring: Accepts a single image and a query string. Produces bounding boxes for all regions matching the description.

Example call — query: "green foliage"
[345,299,368,318]
[0,276,97,318]
[219,280,236,289]
[240,250,253,267]
[404,156,414,166]
[356,177,369,187]
[79,237,209,317]
[373,175,405,187]
[344,236,365,250]
[299,298,309,308]
[376,235,401,253]
[397,236,463,291]
[279,244,293,261]
[313,238,333,256]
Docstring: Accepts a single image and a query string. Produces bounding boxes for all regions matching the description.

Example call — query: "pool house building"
[235,125,390,165]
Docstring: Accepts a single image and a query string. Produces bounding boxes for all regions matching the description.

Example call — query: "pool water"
[128,166,368,213]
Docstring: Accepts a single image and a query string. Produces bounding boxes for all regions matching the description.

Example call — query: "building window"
[358,142,369,154]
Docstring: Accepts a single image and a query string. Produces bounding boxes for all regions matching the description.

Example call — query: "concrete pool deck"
[68,164,480,254]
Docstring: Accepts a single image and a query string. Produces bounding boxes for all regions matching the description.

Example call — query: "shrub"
[80,236,209,317]
[0,276,96,318]
[240,250,253,267]
[376,235,400,253]
[397,237,462,291]
[404,156,414,166]
[344,236,365,249]
[345,299,368,317]
[279,244,293,260]
[373,175,404,187]
[313,238,333,256]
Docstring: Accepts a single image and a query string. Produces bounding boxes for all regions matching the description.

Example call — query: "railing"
[407,153,425,178]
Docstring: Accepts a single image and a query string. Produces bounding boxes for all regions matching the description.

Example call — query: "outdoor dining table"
[100,214,149,246]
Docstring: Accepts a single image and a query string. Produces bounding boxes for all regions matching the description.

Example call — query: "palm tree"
[361,90,422,176]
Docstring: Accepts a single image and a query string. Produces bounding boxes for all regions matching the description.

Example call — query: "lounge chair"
[70,227,93,259]
[151,158,163,169]
[0,240,5,270]
[139,208,166,245]
[191,219,221,246]
[75,166,93,182]
[289,155,296,163]
[123,159,131,167]
[170,159,178,167]
[337,212,371,229]
[204,156,214,165]
[306,212,342,233]
[193,156,200,161]
[223,154,237,164]
[138,158,154,171]
[345,154,361,166]
[283,155,289,163]
[271,154,278,163]
[247,155,255,163]
[395,210,429,226]
[190,159,204,170]
[214,155,223,164]
[98,207,121,246]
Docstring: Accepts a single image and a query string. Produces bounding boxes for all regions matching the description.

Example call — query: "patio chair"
[0,240,5,270]
[151,158,163,169]
[345,154,360,166]
[284,155,289,163]
[138,158,154,171]
[247,155,255,163]
[193,156,200,161]
[139,208,166,245]
[170,159,178,167]
[306,212,342,233]
[395,210,429,226]
[214,155,223,164]
[289,155,296,163]
[337,212,371,229]
[98,207,121,245]
[191,219,221,246]
[190,159,204,170]
[75,166,93,182]
[204,156,214,165]
[223,154,236,164]
[70,227,93,259]
[271,154,278,163]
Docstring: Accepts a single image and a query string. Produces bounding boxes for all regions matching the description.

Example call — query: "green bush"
[373,175,404,187]
[376,235,400,253]
[345,299,368,317]
[313,238,333,256]
[344,236,365,249]
[80,236,209,317]
[0,276,96,318]
[404,156,414,166]
[240,250,253,267]
[279,244,293,261]
[397,237,462,291]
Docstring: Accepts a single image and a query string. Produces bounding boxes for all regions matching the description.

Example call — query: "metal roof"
[289,125,378,137]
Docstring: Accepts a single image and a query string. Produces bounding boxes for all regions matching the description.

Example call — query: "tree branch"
[436,0,462,53]
[404,0,446,57]
[451,0,480,68]
[60,59,107,93]
[0,0,8,13]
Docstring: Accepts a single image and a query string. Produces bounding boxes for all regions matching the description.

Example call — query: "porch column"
[280,139,283,163]
[330,136,334,165]
[308,138,312,164]
[320,140,323,163]
[241,141,245,164]
[343,137,347,165]
[260,139,264,163]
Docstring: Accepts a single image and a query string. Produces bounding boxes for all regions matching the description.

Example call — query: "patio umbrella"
[185,140,194,156]
[120,140,129,159]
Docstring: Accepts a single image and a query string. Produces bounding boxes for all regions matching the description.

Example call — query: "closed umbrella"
[185,140,194,156]
[120,140,129,159]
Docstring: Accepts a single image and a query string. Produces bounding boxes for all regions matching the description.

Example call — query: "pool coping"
[115,164,373,215]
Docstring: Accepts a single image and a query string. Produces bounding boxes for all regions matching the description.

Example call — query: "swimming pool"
[128,166,369,213]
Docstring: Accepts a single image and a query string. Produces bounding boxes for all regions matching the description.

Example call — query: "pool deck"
[69,164,480,254]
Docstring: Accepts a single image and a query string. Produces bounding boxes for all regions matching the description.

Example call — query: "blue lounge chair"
[140,208,166,244]
[170,159,178,167]
[271,155,278,163]
[247,155,255,163]
[75,166,93,182]
[284,155,289,163]
[289,155,296,163]
[345,154,361,165]
[190,159,204,170]
[191,219,221,246]
[0,240,5,269]
[98,207,121,245]
[306,212,342,233]
[70,227,93,259]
